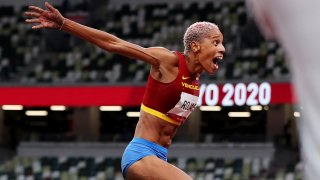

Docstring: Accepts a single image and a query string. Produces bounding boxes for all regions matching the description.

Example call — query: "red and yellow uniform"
[141,51,200,125]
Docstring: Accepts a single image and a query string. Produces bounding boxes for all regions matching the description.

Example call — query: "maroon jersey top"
[141,51,200,125]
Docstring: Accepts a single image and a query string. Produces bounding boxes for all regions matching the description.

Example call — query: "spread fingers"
[24,11,40,18]
[25,19,41,23]
[28,6,45,14]
[32,24,45,30]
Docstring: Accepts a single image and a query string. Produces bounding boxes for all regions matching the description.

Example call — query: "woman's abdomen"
[134,110,179,148]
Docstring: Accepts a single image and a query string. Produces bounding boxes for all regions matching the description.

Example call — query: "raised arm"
[25,2,176,67]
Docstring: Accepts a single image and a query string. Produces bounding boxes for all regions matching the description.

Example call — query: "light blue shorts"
[121,137,168,178]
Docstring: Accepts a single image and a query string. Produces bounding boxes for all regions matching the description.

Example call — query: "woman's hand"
[25,2,65,30]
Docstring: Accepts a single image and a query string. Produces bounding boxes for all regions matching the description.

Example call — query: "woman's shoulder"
[146,47,179,66]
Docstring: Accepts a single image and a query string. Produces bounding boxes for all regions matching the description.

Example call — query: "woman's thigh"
[126,156,192,180]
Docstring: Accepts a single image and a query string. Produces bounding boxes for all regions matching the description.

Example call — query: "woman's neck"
[184,53,202,76]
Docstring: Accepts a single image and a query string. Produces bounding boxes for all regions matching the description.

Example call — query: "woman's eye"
[213,41,219,46]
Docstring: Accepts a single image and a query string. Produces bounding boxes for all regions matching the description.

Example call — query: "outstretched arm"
[25,2,175,67]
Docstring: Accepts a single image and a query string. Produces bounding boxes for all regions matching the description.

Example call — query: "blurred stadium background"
[0,0,302,179]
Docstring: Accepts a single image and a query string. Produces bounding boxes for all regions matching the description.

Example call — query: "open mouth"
[212,56,223,65]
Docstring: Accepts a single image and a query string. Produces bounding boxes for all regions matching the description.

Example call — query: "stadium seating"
[0,156,302,180]
[0,5,42,82]
[0,1,291,83]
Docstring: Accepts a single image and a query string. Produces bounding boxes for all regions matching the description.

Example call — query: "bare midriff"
[133,110,179,148]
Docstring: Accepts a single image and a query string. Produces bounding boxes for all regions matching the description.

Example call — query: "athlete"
[247,0,320,179]
[25,2,225,179]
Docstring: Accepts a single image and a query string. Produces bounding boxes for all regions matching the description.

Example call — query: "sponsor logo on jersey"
[182,76,190,80]
[181,82,199,90]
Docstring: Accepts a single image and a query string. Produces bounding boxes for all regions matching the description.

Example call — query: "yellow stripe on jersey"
[141,104,181,126]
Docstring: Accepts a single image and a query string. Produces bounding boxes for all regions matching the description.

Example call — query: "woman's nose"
[220,44,226,53]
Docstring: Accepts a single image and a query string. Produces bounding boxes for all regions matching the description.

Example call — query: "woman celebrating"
[25,2,225,179]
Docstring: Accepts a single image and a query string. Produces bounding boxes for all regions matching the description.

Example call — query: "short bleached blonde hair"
[183,22,218,53]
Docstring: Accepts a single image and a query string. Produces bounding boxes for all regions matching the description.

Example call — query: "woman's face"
[196,28,225,74]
